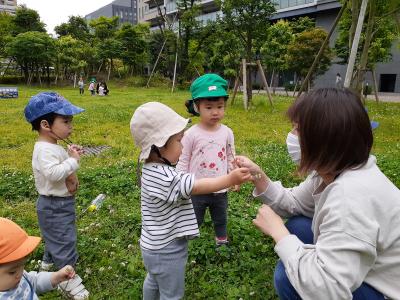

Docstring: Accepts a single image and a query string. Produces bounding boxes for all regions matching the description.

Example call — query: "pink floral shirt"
[176,124,235,193]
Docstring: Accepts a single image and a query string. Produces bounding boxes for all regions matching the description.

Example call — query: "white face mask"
[286,131,301,165]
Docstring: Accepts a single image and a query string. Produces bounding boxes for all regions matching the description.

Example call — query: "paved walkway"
[252,89,400,103]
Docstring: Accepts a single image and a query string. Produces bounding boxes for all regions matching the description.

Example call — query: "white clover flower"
[94,237,98,242]
[249,291,255,296]
[85,268,92,274]
[108,266,112,270]
[99,267,105,272]
[120,262,126,267]
[128,244,133,249]
[103,249,108,254]
[110,251,115,256]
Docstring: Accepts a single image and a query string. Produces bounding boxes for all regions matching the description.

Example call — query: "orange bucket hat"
[0,218,41,264]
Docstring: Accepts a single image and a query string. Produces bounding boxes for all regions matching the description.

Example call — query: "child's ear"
[40,120,51,131]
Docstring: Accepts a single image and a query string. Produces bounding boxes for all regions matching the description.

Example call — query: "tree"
[286,28,333,87]
[148,29,177,77]
[6,31,55,83]
[54,16,91,42]
[220,0,275,102]
[55,35,87,82]
[116,23,149,75]
[261,20,294,93]
[12,6,46,36]
[336,0,400,95]
[0,12,14,58]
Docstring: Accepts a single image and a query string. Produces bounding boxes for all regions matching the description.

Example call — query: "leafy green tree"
[0,12,14,58]
[54,16,91,42]
[286,28,333,85]
[335,0,400,93]
[220,0,275,101]
[12,6,46,35]
[261,20,294,92]
[6,31,55,83]
[116,23,149,75]
[89,16,119,40]
[55,35,87,81]
[148,29,177,77]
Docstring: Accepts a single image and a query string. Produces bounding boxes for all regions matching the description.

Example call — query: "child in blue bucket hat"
[24,92,89,300]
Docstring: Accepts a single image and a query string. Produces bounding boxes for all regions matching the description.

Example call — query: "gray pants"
[141,239,188,300]
[36,195,78,269]
[191,192,228,238]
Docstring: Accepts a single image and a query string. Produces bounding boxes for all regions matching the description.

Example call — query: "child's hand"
[66,173,79,194]
[253,205,289,243]
[70,144,84,155]
[235,156,261,174]
[51,265,75,287]
[228,167,251,185]
[231,184,240,192]
[68,145,81,161]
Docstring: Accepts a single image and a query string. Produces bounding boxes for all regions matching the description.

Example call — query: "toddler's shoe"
[40,261,54,271]
[215,237,229,247]
[58,274,89,300]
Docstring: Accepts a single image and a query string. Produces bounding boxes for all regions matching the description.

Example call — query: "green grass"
[1,84,399,299]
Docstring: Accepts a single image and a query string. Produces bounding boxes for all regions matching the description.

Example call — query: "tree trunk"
[246,36,252,104]
[344,0,369,88]
[242,58,248,110]
[371,68,379,102]
[353,0,375,95]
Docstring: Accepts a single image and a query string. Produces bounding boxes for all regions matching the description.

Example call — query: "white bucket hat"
[130,102,190,160]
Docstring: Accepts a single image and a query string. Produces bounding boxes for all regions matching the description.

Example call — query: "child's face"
[0,257,27,291]
[46,115,74,140]
[197,98,226,127]
[159,131,184,165]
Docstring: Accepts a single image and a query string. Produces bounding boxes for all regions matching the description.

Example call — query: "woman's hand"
[253,204,290,243]
[235,156,261,175]
[235,155,269,193]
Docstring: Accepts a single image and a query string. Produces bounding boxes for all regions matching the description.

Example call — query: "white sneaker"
[40,261,54,271]
[58,274,89,300]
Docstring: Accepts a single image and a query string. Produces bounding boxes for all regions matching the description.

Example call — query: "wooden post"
[146,38,167,88]
[231,64,242,105]
[242,58,248,110]
[171,50,178,93]
[256,60,273,106]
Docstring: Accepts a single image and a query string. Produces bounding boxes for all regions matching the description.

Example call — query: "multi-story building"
[85,0,138,25]
[138,0,400,92]
[0,0,17,15]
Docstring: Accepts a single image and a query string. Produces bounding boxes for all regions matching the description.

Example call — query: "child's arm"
[24,265,74,294]
[176,131,192,173]
[192,167,251,195]
[65,173,79,194]
[38,148,80,182]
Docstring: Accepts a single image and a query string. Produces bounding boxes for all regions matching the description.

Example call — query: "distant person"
[103,82,109,96]
[98,83,104,96]
[335,73,343,88]
[78,78,84,95]
[88,81,95,96]
[363,82,370,99]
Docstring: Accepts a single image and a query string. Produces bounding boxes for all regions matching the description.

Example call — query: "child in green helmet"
[177,73,237,246]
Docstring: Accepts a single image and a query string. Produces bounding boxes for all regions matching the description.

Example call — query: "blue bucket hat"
[24,92,84,123]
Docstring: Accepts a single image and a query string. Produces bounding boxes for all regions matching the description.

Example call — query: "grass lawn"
[1,83,399,299]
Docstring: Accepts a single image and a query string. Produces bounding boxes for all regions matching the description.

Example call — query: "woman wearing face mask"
[237,88,400,300]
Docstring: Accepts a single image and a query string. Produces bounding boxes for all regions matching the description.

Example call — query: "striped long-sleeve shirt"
[140,162,200,250]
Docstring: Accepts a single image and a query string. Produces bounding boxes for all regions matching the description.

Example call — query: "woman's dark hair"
[287,88,373,177]
[30,112,58,131]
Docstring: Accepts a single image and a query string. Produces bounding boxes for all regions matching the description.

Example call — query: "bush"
[0,76,25,84]
[283,82,300,91]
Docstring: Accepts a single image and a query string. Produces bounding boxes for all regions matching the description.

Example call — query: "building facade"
[0,0,17,15]
[85,0,137,25]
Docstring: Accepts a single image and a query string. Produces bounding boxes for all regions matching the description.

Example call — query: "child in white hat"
[130,102,251,299]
